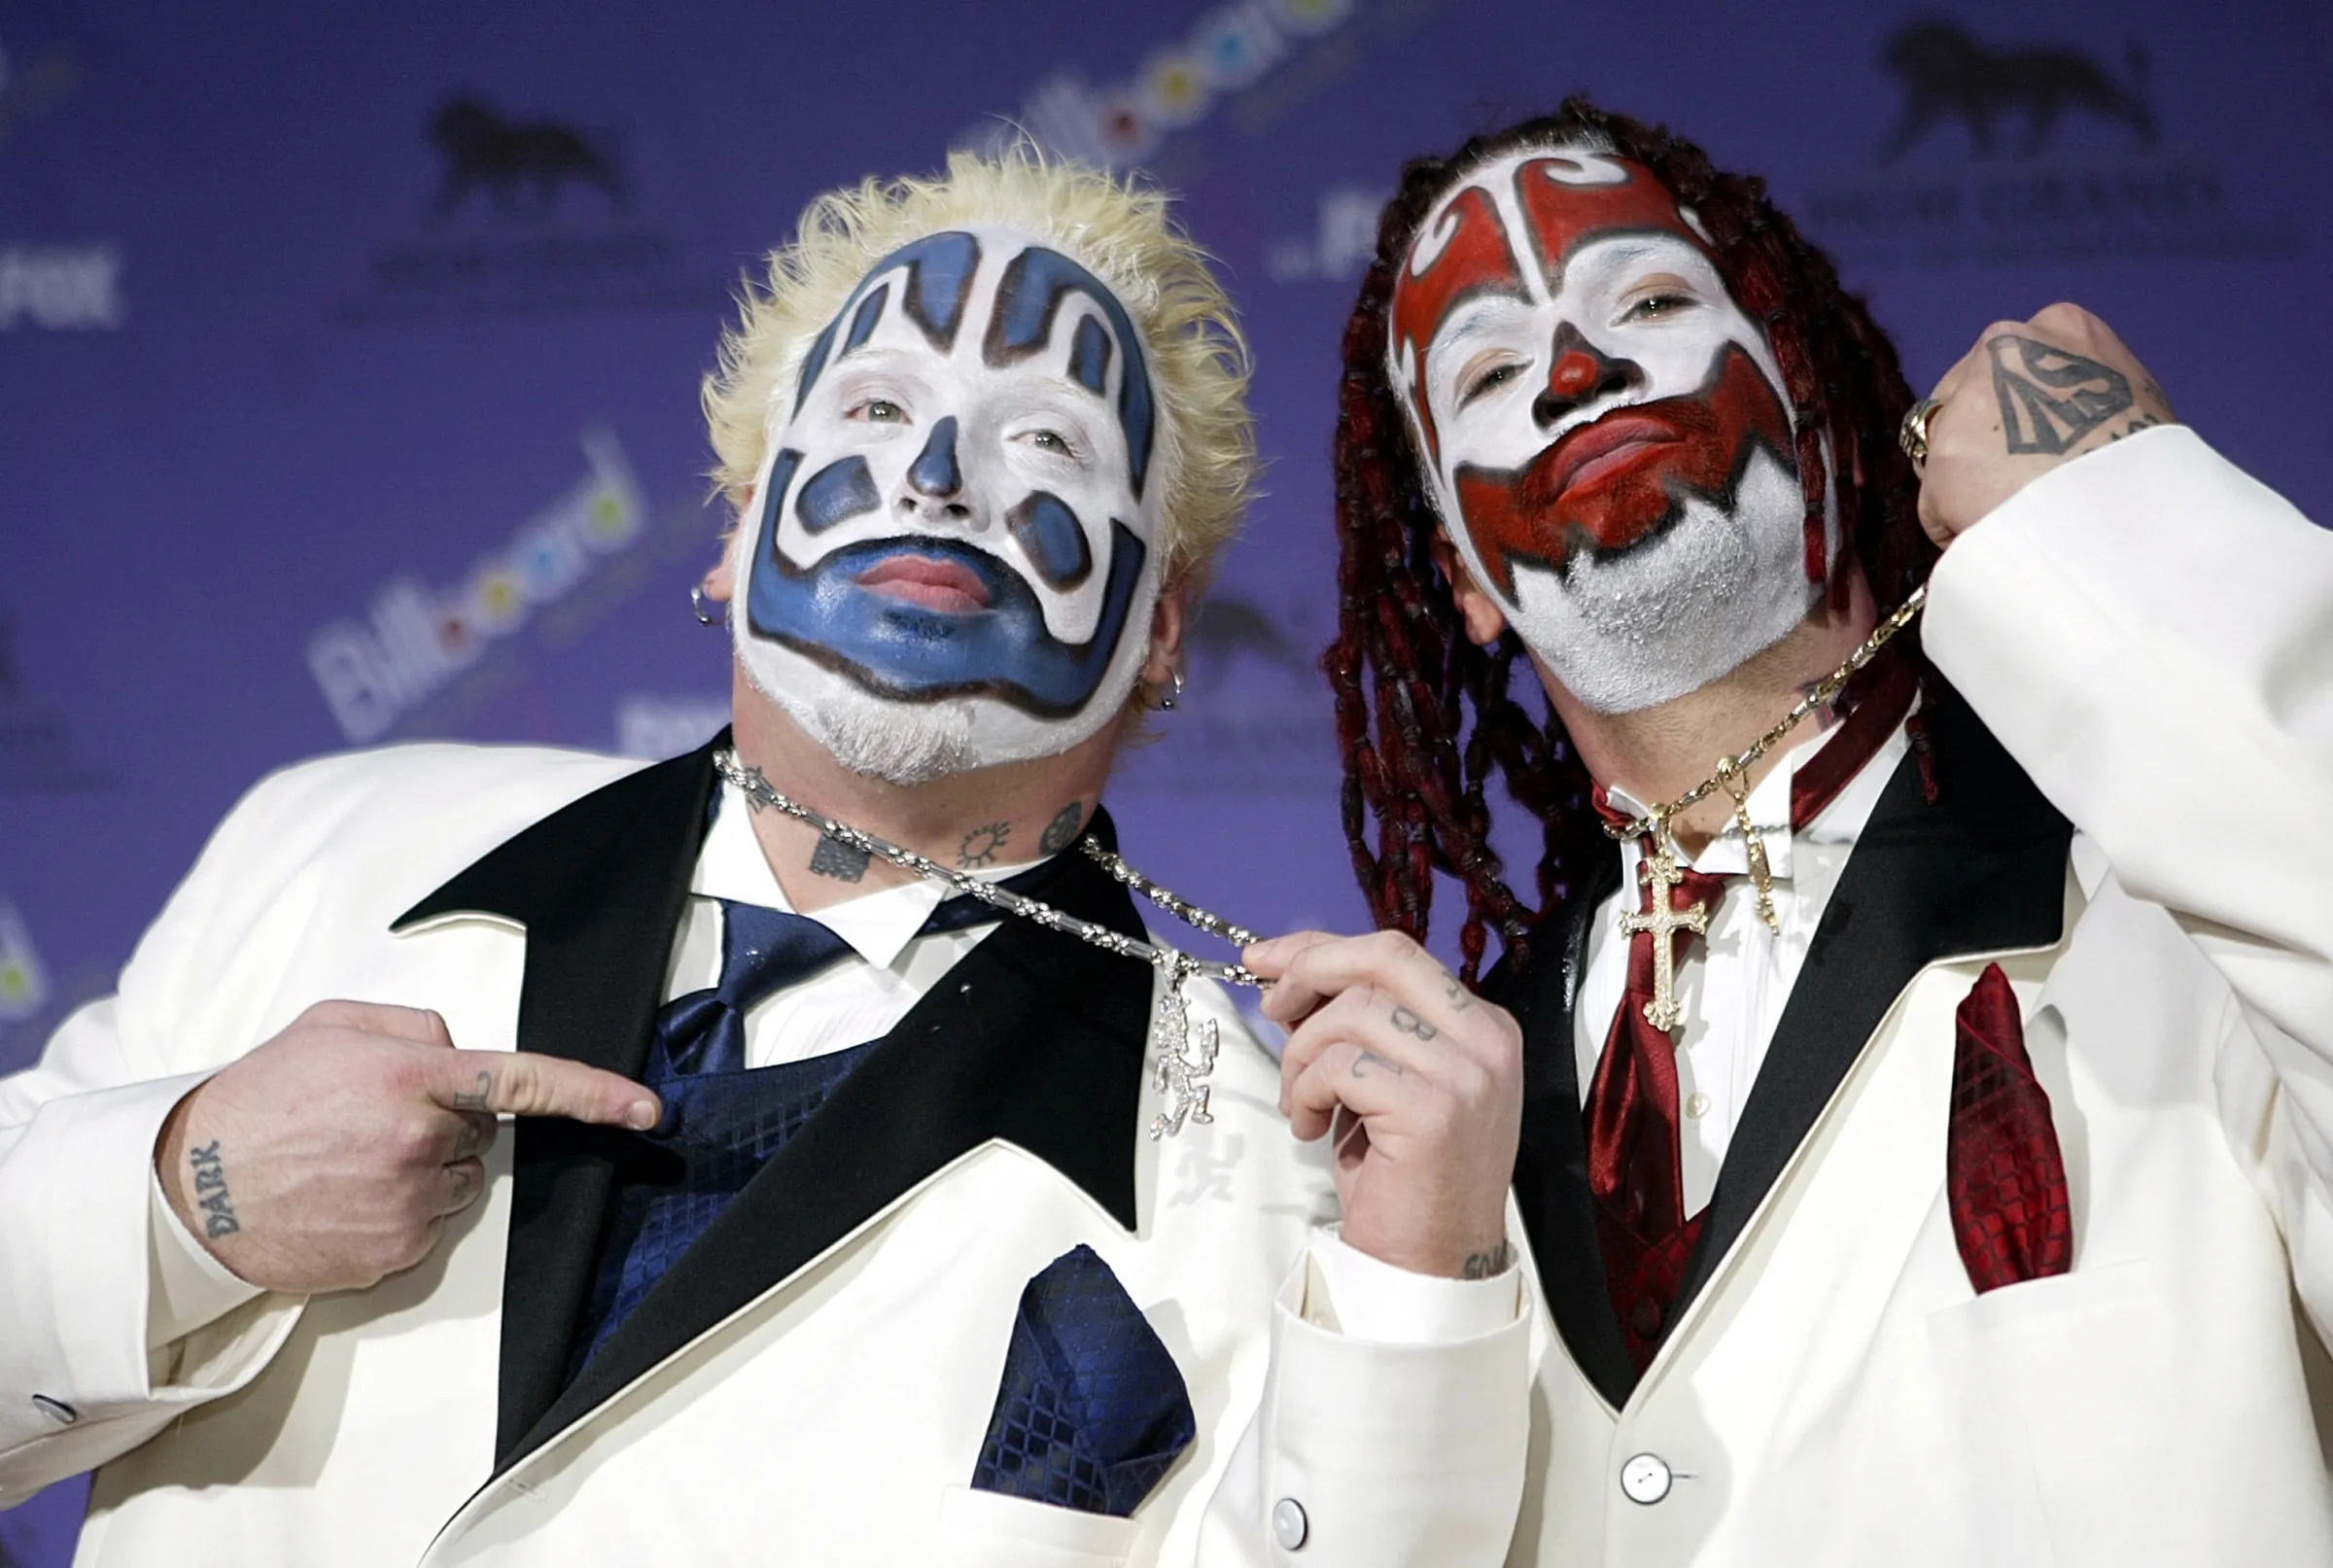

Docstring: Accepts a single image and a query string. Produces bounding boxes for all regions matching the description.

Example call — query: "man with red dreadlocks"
[1235,99,2333,1563]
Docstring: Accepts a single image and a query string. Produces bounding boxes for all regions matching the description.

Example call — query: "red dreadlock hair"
[1330,97,1940,984]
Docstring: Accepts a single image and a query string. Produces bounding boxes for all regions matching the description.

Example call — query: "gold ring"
[1898,398,1943,466]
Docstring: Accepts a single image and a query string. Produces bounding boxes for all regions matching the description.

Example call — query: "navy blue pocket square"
[970,1244,1196,1518]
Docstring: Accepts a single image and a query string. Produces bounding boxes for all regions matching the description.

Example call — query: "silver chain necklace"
[714,749,1258,1138]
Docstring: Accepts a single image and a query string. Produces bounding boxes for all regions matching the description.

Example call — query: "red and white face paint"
[1390,146,1834,714]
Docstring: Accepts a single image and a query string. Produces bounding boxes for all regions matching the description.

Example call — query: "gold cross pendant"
[1618,832,1711,1034]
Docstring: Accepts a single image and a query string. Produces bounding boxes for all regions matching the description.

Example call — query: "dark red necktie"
[1585,654,1917,1370]
[1948,963,2072,1293]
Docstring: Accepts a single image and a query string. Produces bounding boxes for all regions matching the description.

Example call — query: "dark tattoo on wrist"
[809,831,871,882]
[188,1141,241,1238]
[1462,1241,1516,1280]
[958,820,1010,868]
[1351,1050,1404,1078]
[450,1069,492,1111]
[1986,334,2134,455]
[1038,802,1084,856]
[1389,1004,1437,1040]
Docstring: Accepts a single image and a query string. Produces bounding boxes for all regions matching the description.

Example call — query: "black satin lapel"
[499,833,1152,1475]
[1670,699,2072,1321]
[1490,847,1639,1412]
[396,734,722,1467]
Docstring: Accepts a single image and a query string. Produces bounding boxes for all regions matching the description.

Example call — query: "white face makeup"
[1389,147,1835,714]
[732,224,1164,784]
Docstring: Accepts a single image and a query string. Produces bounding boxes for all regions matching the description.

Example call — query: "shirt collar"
[1604,717,1911,881]
[691,780,1041,969]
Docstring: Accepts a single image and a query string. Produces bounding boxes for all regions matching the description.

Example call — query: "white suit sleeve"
[1920,424,2333,1330]
[0,780,309,1504]
[1198,1221,1531,1565]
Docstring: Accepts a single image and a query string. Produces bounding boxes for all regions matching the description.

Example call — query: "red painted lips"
[855,552,992,613]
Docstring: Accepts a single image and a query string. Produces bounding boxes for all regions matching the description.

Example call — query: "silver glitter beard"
[1506,447,1828,714]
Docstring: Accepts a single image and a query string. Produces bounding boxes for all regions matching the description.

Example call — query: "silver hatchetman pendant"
[1148,966,1218,1140]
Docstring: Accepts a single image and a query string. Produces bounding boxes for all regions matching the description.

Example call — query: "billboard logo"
[306,428,645,742]
[1881,22,2154,161]
[0,244,122,330]
[993,0,1353,168]
[614,693,729,759]
[0,898,49,1024]
[430,97,626,220]
[1265,185,1388,282]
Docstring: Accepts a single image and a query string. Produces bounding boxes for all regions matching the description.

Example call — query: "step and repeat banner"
[2,0,2326,1555]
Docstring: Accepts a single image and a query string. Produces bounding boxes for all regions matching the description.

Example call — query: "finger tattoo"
[451,1069,492,1111]
[1443,976,1472,1012]
[1351,1050,1406,1079]
[448,1165,474,1206]
[1389,1005,1437,1040]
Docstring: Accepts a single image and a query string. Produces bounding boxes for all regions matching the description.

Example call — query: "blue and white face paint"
[732,224,1165,784]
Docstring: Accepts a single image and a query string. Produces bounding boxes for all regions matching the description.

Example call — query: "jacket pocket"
[933,1484,1141,1568]
[1926,1259,2164,1568]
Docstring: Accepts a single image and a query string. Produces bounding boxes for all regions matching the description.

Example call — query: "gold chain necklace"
[1603,587,1926,1031]
[714,749,1257,1138]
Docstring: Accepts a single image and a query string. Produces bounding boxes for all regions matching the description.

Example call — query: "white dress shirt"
[1579,719,1910,1215]
[146,777,1028,1347]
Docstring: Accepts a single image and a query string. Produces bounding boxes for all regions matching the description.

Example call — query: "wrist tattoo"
[1038,802,1084,856]
[1389,1004,1437,1040]
[809,830,871,882]
[450,1069,492,1111]
[188,1141,241,1238]
[958,820,1009,868]
[1986,333,2134,455]
[1461,1241,1516,1280]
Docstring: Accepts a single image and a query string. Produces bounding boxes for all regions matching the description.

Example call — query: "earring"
[691,584,729,628]
[1157,668,1185,711]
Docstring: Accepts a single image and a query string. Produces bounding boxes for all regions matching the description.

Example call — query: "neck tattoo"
[716,750,1259,1139]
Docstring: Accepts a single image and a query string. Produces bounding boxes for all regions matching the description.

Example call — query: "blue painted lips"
[747,528,1147,717]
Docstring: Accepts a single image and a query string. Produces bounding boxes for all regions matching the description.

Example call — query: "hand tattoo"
[1443,976,1473,1012]
[189,1141,241,1238]
[1389,1005,1437,1040]
[1038,802,1084,856]
[451,1069,492,1111]
[1351,1050,1405,1078]
[1986,334,2134,455]
[1462,1241,1517,1280]
[809,831,871,882]
[958,820,1010,868]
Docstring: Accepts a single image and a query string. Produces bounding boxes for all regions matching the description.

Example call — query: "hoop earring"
[691,584,729,628]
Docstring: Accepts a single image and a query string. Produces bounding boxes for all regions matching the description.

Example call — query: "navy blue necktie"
[567,879,1055,1380]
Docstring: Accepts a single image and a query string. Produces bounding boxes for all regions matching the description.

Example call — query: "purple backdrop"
[4,0,2328,1556]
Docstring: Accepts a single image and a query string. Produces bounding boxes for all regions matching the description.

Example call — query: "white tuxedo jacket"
[1251,427,2333,1565]
[0,740,1512,1566]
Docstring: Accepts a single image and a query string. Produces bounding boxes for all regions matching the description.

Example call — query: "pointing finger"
[429,1051,659,1130]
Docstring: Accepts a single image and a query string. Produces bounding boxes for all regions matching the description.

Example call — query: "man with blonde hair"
[0,150,1503,1566]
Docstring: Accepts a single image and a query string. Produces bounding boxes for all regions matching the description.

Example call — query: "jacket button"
[1271,1496,1309,1550]
[1620,1452,1672,1504]
[31,1395,79,1426]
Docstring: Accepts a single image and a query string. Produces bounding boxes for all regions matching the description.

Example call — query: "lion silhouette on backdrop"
[1880,20,2155,161]
[428,96,626,219]
[1186,596,1309,690]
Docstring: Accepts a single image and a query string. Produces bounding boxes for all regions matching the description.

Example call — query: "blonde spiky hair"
[702,146,1256,593]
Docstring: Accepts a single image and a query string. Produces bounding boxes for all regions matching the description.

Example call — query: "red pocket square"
[1946,963,2072,1294]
